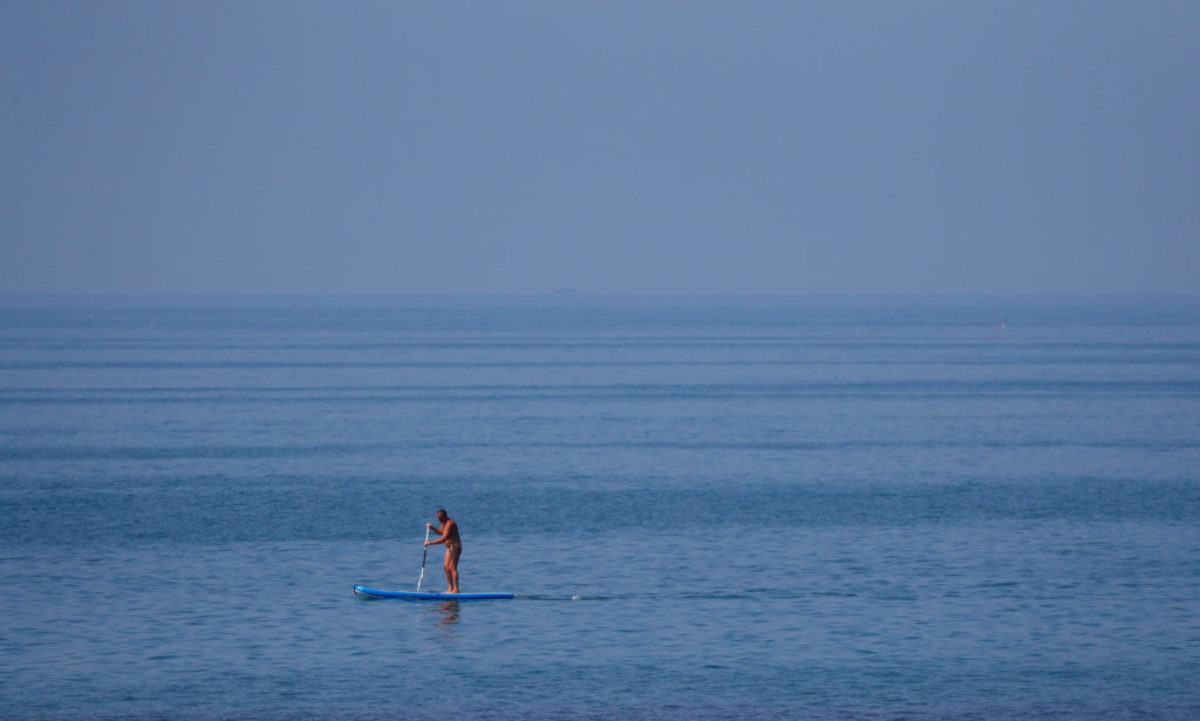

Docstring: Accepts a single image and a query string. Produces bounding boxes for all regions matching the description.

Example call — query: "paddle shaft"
[417,526,430,592]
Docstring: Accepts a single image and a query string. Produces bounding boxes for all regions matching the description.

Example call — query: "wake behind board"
[354,585,514,601]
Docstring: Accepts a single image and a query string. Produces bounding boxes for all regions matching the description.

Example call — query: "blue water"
[2,294,1199,720]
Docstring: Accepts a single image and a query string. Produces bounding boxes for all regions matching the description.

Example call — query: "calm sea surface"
[2,294,1198,720]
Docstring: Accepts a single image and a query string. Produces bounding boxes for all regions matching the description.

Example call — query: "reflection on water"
[434,600,460,627]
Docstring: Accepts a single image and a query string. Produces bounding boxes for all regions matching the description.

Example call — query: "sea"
[1,293,1198,721]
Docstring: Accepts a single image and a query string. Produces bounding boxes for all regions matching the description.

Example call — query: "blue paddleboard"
[354,585,514,601]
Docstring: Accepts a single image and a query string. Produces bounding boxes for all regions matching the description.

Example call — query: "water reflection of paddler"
[435,600,460,626]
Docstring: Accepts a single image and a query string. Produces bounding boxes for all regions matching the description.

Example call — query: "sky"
[1,1,1198,295]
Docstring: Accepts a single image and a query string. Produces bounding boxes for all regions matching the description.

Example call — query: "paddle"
[416,525,431,592]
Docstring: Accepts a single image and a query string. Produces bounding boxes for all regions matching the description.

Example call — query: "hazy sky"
[2,1,1197,294]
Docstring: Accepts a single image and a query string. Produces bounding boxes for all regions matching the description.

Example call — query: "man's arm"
[425,522,448,545]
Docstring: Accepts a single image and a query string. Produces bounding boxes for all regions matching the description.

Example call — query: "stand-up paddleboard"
[354,585,514,601]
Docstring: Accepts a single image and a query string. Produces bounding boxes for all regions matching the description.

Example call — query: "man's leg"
[447,547,461,593]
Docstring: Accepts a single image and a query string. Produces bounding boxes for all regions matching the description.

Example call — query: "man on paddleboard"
[425,509,461,593]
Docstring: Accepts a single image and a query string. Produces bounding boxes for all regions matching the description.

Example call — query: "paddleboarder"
[424,509,461,593]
